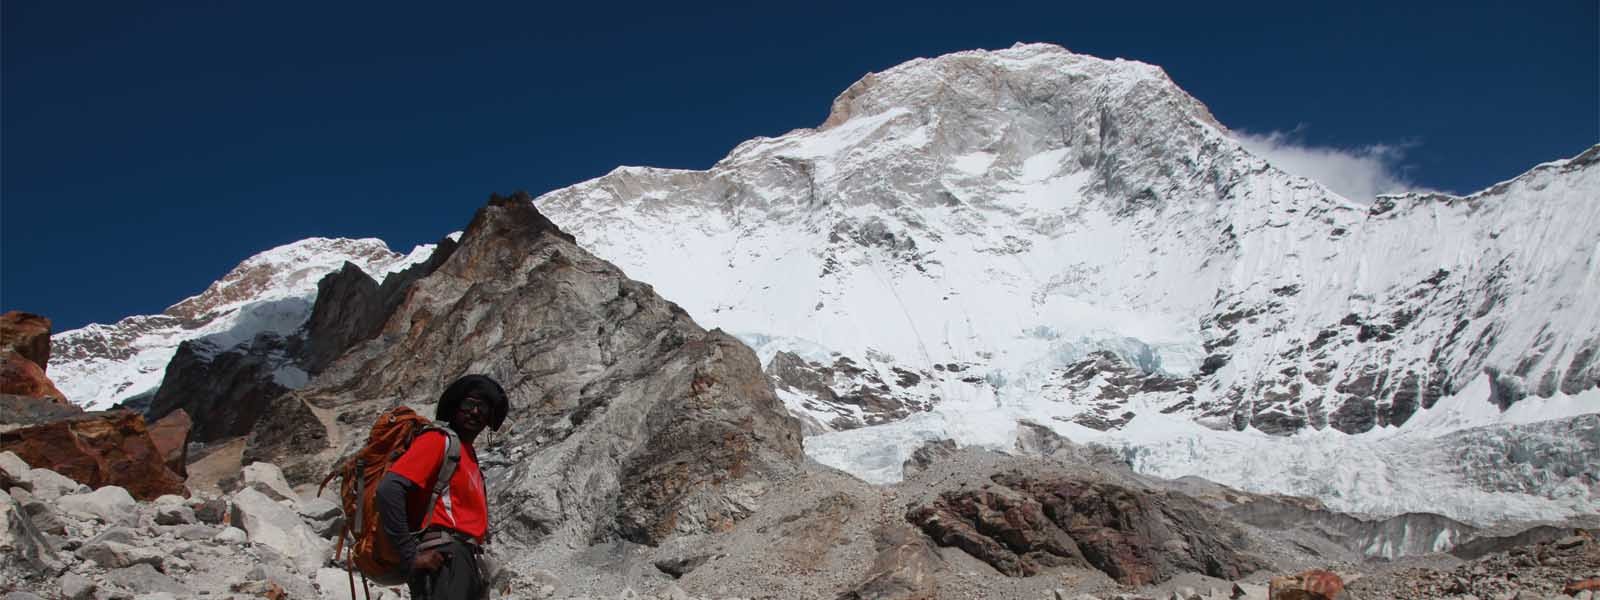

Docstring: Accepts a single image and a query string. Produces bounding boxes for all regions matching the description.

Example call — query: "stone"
[145,410,192,478]
[214,526,248,544]
[1268,569,1344,600]
[0,350,69,404]
[1556,535,1589,550]
[1,492,59,572]
[87,526,142,546]
[0,451,29,490]
[1567,578,1600,595]
[193,497,227,524]
[107,563,189,595]
[316,567,360,600]
[24,467,81,501]
[57,485,138,526]
[2,593,44,600]
[0,394,81,428]
[0,310,60,379]
[241,462,299,504]
[59,572,96,600]
[1232,582,1268,599]
[0,410,186,500]
[153,504,195,526]
[297,496,342,521]
[229,487,331,573]
[153,494,185,506]
[170,523,219,541]
[77,539,164,569]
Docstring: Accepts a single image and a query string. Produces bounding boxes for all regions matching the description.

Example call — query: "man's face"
[453,395,490,436]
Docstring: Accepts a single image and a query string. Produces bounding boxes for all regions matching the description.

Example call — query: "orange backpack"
[319,406,460,589]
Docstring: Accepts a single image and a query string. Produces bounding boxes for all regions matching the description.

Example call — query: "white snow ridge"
[51,237,433,410]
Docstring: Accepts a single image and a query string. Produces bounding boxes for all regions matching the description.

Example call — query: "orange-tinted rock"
[0,410,186,500]
[1567,577,1600,595]
[1269,569,1345,600]
[0,350,70,405]
[148,409,193,477]
[0,311,52,368]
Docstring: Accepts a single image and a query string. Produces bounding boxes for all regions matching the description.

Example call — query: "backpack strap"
[412,425,461,534]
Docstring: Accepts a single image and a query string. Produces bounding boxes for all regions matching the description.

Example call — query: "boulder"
[215,526,248,544]
[297,496,341,521]
[106,563,189,596]
[0,410,186,500]
[1268,569,1344,600]
[58,572,96,600]
[0,393,81,427]
[229,487,331,573]
[77,539,165,569]
[146,409,193,477]
[154,503,196,526]
[0,312,52,374]
[0,451,28,490]
[192,497,227,524]
[298,496,344,537]
[56,485,138,526]
[169,523,219,541]
[1,492,59,573]
[242,461,299,504]
[316,567,361,600]
[0,350,69,404]
[24,467,83,501]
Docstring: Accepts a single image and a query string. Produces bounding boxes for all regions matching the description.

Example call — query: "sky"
[3,1,1596,331]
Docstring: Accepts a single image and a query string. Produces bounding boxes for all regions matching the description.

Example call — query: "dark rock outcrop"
[301,236,458,375]
[908,470,1265,586]
[146,335,294,443]
[246,193,803,548]
[0,410,186,500]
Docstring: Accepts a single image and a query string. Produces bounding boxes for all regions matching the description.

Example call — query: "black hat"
[437,374,510,430]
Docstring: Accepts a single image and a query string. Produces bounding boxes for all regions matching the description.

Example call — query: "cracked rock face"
[245,194,803,548]
[907,470,1265,586]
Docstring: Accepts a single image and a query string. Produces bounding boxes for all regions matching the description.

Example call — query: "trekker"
[375,375,509,600]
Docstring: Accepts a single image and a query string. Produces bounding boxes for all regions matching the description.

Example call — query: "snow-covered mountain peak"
[51,237,433,409]
[532,47,1598,522]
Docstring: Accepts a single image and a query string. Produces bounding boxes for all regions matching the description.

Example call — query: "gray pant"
[407,537,485,600]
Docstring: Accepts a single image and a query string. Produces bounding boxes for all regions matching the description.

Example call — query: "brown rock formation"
[148,409,194,477]
[0,410,186,500]
[0,311,53,367]
[0,350,70,404]
[1269,569,1344,600]
[908,470,1265,586]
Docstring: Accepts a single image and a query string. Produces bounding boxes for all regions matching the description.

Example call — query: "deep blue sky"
[4,1,1596,331]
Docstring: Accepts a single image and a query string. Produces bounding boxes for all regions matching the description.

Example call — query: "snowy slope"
[531,43,1600,522]
[51,238,433,409]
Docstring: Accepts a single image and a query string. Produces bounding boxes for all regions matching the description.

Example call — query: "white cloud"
[1234,130,1437,203]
